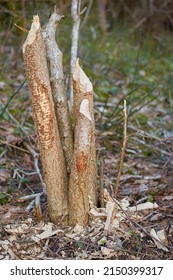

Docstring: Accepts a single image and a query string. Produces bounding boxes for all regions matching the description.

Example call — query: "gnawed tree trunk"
[23,11,98,227]
[22,15,69,225]
[69,60,97,226]
[42,10,73,174]
[73,60,97,207]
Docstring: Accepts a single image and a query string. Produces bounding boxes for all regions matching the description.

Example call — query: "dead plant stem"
[114,100,127,196]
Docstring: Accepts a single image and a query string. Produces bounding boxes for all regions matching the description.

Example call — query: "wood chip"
[104,201,116,231]
[150,229,169,252]
[89,208,106,219]
[128,202,158,212]
[31,229,63,243]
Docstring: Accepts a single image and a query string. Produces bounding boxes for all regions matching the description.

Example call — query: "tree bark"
[73,60,97,208]
[42,10,73,174]
[97,0,108,34]
[70,0,80,106]
[69,60,97,226]
[22,15,68,225]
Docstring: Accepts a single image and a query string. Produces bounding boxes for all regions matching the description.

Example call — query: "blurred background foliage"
[1,0,173,137]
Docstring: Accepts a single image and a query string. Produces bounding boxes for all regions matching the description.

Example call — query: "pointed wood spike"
[73,59,93,93]
[22,15,40,53]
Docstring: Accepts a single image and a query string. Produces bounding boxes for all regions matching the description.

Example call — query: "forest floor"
[0,104,173,259]
[0,11,173,260]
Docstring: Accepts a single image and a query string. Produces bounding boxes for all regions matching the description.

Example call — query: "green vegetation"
[1,2,173,143]
[0,193,10,205]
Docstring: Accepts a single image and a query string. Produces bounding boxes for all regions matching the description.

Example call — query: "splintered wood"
[69,60,97,226]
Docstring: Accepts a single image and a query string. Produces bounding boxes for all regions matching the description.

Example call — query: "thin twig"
[130,17,147,33]
[109,85,141,119]
[22,141,46,193]
[99,159,105,207]
[0,79,26,118]
[81,0,93,28]
[135,195,148,205]
[13,168,37,177]
[26,199,35,212]
[14,23,28,33]
[18,193,43,202]
[120,173,162,182]
[0,139,30,153]
[133,137,170,156]
[19,192,44,217]
[129,124,173,143]
[0,149,7,159]
[0,102,28,136]
[114,100,127,196]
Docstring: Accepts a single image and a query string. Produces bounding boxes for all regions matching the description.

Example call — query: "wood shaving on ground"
[0,195,172,260]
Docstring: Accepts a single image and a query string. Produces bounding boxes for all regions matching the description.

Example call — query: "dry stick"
[14,23,28,33]
[13,168,37,177]
[129,124,173,157]
[26,199,35,212]
[120,173,162,182]
[20,141,46,216]
[0,102,28,136]
[114,100,127,196]
[0,79,26,118]
[19,191,43,216]
[34,193,43,221]
[133,137,170,157]
[18,193,43,202]
[0,139,30,154]
[22,141,46,194]
[99,160,105,208]
[0,149,7,159]
[42,9,73,174]
[81,0,93,28]
[128,124,164,141]
[113,198,173,251]
[130,17,147,33]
